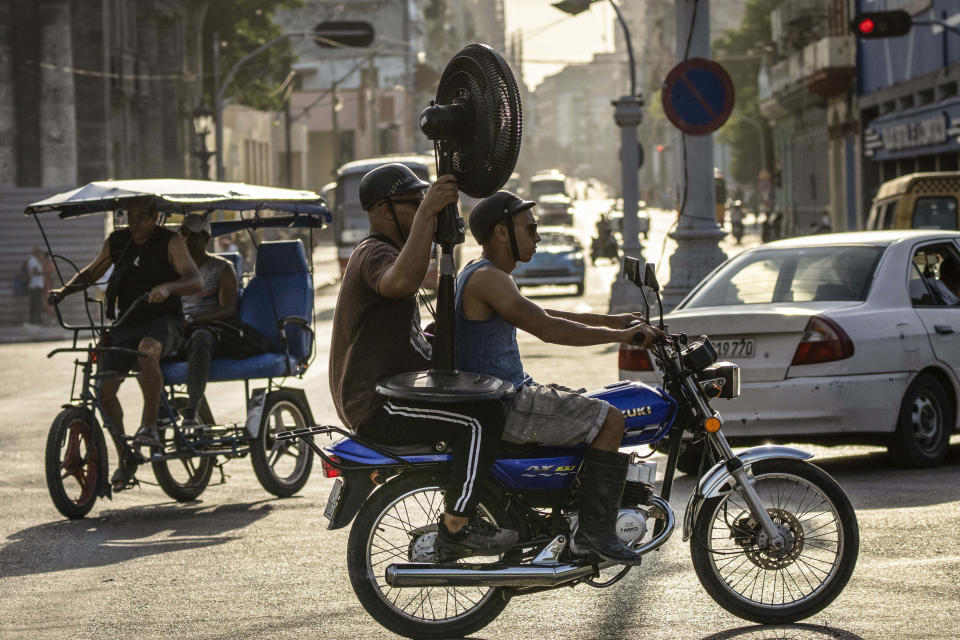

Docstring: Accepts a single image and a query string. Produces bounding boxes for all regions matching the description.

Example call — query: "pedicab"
[26,179,330,519]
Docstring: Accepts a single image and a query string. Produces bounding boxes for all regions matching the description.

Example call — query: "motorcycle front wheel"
[346,472,517,639]
[690,459,859,624]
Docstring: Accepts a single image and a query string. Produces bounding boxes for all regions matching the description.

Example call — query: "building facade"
[856,0,960,217]
[758,0,858,233]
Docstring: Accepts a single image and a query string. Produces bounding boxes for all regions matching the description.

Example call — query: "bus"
[529,170,568,202]
[332,154,435,272]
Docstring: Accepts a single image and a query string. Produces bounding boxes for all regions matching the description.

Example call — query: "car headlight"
[573,252,584,265]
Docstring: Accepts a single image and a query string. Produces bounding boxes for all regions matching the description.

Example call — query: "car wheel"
[575,281,584,296]
[888,373,952,468]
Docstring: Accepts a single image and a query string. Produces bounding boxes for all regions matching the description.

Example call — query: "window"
[911,244,960,306]
[682,246,883,308]
[912,197,958,230]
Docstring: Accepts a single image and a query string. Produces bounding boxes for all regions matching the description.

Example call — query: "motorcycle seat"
[371,440,548,457]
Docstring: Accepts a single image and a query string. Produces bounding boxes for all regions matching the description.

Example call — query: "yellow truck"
[866,172,960,231]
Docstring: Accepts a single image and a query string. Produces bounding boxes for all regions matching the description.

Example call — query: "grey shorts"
[503,382,610,447]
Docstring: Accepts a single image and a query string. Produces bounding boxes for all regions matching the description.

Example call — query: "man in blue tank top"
[455,190,664,565]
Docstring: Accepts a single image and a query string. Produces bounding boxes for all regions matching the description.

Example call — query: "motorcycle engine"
[615,508,648,546]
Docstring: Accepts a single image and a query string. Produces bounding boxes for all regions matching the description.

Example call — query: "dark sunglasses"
[513,219,538,235]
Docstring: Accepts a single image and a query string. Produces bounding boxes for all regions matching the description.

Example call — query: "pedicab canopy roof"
[24,179,331,226]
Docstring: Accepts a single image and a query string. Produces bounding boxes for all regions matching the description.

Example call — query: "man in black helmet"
[330,163,518,560]
[454,190,664,566]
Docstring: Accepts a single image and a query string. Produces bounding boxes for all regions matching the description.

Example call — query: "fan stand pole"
[430,151,461,373]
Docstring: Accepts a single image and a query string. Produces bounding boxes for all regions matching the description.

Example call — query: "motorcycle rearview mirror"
[622,256,650,319]
[622,256,642,287]
[643,263,660,292]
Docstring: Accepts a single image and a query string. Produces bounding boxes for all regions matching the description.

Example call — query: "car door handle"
[934,325,954,335]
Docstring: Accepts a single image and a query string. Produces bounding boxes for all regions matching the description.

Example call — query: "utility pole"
[661,0,726,310]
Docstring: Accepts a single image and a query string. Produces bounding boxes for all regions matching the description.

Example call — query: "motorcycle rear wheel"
[690,459,858,623]
[347,473,517,639]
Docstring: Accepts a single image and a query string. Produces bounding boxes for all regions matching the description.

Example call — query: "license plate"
[714,337,756,359]
[323,477,344,521]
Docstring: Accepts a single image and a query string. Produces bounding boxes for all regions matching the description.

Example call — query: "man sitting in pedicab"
[49,198,201,490]
[177,213,270,428]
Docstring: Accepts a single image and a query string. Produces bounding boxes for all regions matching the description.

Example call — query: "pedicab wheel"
[45,407,105,519]
[151,399,215,502]
[250,390,313,497]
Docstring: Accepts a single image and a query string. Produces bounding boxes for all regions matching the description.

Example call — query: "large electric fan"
[378,43,523,401]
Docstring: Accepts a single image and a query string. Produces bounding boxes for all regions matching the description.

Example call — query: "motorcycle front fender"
[682,445,813,541]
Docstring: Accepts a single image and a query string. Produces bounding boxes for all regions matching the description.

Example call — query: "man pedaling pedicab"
[48,198,201,491]
[455,190,665,565]
[329,163,519,561]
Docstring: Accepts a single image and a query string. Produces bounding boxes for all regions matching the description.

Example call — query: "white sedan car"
[620,230,960,469]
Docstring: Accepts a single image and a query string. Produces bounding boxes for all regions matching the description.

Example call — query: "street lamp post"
[660,0,727,311]
[553,0,646,312]
[192,101,215,179]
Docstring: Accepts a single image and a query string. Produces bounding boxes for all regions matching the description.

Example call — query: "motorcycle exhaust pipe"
[385,560,598,588]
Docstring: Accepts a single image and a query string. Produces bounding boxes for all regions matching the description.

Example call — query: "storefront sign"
[880,114,947,151]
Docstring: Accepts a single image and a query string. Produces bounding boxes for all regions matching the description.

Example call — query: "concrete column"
[0,2,17,185]
[661,0,726,311]
[38,0,78,186]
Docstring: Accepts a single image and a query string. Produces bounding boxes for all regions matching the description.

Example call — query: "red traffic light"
[849,10,912,39]
[656,144,664,153]
[856,18,875,35]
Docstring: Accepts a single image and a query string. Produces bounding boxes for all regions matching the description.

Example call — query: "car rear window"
[912,197,958,229]
[682,246,883,308]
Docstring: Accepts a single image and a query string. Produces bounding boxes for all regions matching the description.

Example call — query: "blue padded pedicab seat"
[162,240,313,383]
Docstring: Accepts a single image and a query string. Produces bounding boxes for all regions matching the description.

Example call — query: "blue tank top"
[455,259,527,387]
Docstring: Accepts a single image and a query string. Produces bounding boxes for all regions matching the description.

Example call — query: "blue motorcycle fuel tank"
[328,381,677,492]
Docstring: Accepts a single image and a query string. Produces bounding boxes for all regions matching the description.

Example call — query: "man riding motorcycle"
[454,190,664,564]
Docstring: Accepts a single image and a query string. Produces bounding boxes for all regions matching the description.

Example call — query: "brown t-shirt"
[330,235,432,430]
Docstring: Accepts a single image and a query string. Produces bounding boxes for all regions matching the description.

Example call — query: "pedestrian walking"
[26,247,45,324]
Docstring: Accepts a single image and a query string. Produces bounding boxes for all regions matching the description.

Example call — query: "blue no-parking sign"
[662,58,735,136]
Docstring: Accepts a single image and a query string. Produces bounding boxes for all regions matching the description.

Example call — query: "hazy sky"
[503,0,615,90]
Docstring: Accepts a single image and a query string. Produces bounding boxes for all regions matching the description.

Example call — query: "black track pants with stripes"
[357,398,506,517]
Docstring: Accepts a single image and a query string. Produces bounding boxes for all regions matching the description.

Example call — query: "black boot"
[570,449,642,566]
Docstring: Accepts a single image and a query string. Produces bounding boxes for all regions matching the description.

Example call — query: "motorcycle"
[284,258,859,639]
[590,232,620,264]
[730,199,745,244]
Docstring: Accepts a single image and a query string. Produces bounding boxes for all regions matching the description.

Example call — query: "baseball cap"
[358,163,431,211]
[181,213,211,235]
[468,191,536,244]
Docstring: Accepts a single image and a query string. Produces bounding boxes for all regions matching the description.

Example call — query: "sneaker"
[434,513,520,562]
[132,425,162,447]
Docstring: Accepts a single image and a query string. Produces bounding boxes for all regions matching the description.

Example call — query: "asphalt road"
[2,205,959,639]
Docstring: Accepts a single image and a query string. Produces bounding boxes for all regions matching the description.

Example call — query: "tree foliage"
[713,0,777,186]
[202,0,303,111]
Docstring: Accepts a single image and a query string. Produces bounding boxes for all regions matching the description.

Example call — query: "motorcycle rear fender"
[682,445,813,541]
[326,467,378,530]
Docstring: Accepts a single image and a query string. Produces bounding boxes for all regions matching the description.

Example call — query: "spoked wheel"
[250,390,313,497]
[690,459,859,624]
[45,407,105,519]
[347,473,516,639]
[151,399,215,502]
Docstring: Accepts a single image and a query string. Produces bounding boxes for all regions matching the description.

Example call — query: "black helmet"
[469,191,536,244]
[358,163,431,211]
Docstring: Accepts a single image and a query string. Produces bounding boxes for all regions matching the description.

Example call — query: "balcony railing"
[759,35,855,102]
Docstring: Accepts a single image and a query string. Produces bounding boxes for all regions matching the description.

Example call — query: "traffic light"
[656,144,664,153]
[850,10,912,38]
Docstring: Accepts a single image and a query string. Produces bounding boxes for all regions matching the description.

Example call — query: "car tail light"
[791,316,854,365]
[321,455,342,478]
[619,344,654,372]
